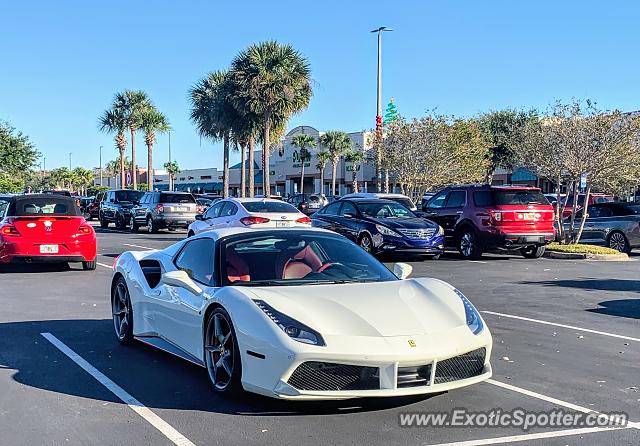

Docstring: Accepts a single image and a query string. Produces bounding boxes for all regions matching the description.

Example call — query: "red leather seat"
[226,249,250,283]
[282,245,323,279]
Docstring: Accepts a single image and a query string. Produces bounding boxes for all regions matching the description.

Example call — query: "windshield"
[489,190,547,205]
[115,190,144,203]
[242,201,299,213]
[161,193,195,204]
[11,197,79,216]
[221,232,397,286]
[358,202,415,218]
[387,197,415,209]
[0,198,10,215]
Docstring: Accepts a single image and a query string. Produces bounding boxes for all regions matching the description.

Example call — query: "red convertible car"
[0,194,97,270]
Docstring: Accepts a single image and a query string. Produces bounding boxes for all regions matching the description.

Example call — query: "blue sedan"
[311,198,445,258]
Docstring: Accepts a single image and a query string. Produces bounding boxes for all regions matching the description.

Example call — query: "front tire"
[358,233,374,254]
[99,213,109,229]
[458,228,483,259]
[129,216,139,233]
[115,213,126,230]
[520,245,545,259]
[112,277,133,344]
[607,231,631,253]
[147,217,158,234]
[204,308,242,395]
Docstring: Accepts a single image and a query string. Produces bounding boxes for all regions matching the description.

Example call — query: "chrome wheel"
[608,232,629,253]
[112,281,131,342]
[460,232,473,257]
[205,312,235,391]
[359,235,372,253]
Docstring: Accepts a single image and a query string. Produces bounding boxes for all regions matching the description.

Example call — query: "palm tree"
[163,161,179,192]
[319,131,352,196]
[190,71,237,198]
[315,150,331,194]
[139,106,170,191]
[99,108,128,188]
[72,167,94,195]
[231,40,312,196]
[291,134,316,194]
[231,110,261,197]
[344,150,365,193]
[113,90,151,190]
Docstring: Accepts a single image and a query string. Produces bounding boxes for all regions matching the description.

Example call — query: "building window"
[200,175,211,180]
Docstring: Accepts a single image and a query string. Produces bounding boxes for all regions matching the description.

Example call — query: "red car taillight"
[296,216,311,224]
[77,225,92,235]
[1,225,20,236]
[240,216,270,225]
[155,204,164,213]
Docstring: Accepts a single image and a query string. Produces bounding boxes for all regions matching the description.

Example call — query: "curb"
[544,251,629,261]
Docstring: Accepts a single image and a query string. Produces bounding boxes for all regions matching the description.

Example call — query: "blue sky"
[1,0,638,171]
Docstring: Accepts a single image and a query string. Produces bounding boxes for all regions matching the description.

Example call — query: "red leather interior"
[282,245,323,279]
[226,249,250,283]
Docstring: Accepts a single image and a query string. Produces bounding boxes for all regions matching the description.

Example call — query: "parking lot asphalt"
[1,225,638,446]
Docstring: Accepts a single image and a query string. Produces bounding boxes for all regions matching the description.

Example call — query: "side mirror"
[195,214,203,221]
[161,270,202,295]
[393,262,413,280]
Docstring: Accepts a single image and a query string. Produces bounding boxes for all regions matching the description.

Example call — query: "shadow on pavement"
[587,299,640,320]
[519,278,640,293]
[0,263,73,274]
[0,319,440,416]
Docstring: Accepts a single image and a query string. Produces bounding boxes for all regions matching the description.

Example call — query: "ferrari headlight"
[436,225,444,236]
[254,300,325,346]
[375,224,400,237]
[453,289,484,335]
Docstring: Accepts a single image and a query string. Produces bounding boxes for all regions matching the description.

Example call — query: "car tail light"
[240,216,270,225]
[155,204,164,213]
[197,205,206,214]
[77,225,92,235]
[300,203,307,209]
[296,216,311,224]
[112,255,120,269]
[1,225,20,236]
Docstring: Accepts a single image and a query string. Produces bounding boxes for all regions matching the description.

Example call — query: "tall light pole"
[69,152,72,170]
[371,26,392,192]
[99,145,103,186]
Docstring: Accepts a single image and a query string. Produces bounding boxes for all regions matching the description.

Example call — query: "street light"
[99,145,103,186]
[69,152,72,170]
[371,26,393,191]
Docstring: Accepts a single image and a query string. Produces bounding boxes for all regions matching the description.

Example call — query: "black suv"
[99,189,144,229]
[129,191,197,233]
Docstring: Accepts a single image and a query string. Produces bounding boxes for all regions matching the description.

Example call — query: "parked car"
[311,198,444,258]
[0,194,96,269]
[99,189,144,229]
[188,198,310,236]
[560,193,614,218]
[420,193,437,211]
[0,194,13,215]
[563,202,640,253]
[129,191,197,233]
[288,193,329,214]
[86,191,105,220]
[196,197,213,215]
[423,185,555,259]
[341,193,417,211]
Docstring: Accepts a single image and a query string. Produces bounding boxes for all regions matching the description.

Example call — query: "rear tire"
[112,277,134,345]
[458,228,483,259]
[520,245,545,259]
[204,307,243,396]
[82,260,97,270]
[147,217,158,234]
[129,216,139,233]
[607,231,631,253]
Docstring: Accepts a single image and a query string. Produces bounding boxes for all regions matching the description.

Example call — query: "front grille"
[398,228,436,239]
[397,364,432,388]
[288,362,380,391]
[434,348,486,384]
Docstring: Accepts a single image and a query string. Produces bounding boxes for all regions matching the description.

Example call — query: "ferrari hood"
[242,278,466,337]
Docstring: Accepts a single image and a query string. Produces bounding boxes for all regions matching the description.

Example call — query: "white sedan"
[110,227,492,399]
[188,198,310,236]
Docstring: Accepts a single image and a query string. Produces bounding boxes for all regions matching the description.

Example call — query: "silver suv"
[129,192,197,233]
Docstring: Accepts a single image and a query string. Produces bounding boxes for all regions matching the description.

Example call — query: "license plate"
[523,212,536,220]
[40,244,59,254]
[276,221,291,228]
[175,207,187,212]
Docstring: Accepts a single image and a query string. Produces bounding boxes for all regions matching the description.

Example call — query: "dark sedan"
[564,202,640,253]
[311,198,445,258]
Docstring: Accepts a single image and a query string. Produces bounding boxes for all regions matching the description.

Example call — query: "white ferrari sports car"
[111,227,492,400]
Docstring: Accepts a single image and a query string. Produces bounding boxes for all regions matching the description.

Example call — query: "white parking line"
[482,311,640,343]
[96,262,113,270]
[423,426,630,446]
[123,243,155,250]
[41,333,196,446]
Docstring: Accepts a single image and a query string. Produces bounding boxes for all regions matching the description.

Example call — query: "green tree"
[139,105,170,191]
[0,121,39,192]
[72,167,94,195]
[319,131,351,196]
[315,150,331,195]
[291,134,316,194]
[190,71,238,198]
[113,90,152,190]
[99,108,128,188]
[164,161,179,192]
[345,149,365,193]
[231,40,312,196]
